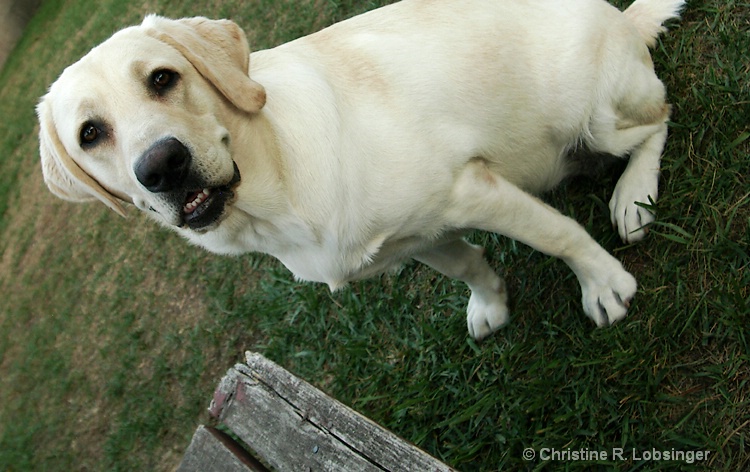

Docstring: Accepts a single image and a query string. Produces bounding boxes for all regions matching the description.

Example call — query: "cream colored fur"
[38,0,684,339]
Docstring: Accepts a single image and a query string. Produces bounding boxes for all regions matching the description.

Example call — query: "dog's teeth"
[184,188,211,213]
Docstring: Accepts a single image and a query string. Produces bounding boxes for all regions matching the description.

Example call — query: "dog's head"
[37,15,265,232]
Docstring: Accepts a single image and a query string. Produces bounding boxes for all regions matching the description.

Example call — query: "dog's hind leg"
[607,121,668,243]
[587,70,671,243]
[413,239,508,340]
[445,158,637,330]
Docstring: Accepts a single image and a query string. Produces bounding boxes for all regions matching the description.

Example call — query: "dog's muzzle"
[135,138,241,230]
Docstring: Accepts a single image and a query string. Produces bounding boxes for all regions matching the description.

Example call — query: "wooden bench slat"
[208,352,454,472]
[178,425,269,472]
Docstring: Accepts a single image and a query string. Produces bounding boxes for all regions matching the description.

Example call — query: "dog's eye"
[152,70,173,88]
[151,69,178,93]
[80,123,101,146]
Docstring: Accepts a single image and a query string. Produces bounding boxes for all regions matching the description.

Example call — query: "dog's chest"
[273,233,440,291]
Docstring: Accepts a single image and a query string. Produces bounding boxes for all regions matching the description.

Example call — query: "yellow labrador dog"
[38,0,683,339]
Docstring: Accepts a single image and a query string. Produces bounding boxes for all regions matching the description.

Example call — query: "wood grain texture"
[206,352,454,472]
[178,425,268,472]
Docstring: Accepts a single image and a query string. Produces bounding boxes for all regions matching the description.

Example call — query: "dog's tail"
[624,0,686,47]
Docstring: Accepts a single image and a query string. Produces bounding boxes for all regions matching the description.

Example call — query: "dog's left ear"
[142,15,266,114]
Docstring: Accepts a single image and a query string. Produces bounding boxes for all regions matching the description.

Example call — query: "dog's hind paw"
[609,171,658,243]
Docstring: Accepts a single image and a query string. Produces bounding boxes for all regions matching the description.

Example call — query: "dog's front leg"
[413,239,509,340]
[445,159,637,328]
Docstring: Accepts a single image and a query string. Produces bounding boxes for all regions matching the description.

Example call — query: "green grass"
[0,0,748,470]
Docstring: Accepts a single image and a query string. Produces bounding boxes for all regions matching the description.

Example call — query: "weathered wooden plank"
[211,367,384,471]
[177,425,269,472]
[209,352,455,472]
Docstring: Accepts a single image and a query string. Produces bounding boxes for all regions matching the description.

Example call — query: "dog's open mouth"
[181,163,241,230]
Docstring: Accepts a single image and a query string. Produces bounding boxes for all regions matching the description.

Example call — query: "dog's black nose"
[135,138,191,192]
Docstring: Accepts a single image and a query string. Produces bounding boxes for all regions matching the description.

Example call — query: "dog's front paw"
[609,174,658,243]
[466,289,509,340]
[580,268,637,327]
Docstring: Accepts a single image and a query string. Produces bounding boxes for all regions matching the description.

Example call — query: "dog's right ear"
[142,15,266,114]
[37,98,127,217]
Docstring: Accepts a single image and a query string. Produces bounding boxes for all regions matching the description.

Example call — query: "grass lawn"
[0,0,748,470]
